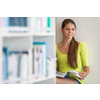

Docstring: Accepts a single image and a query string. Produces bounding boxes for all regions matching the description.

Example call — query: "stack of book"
[0,17,28,33]
[32,42,47,79]
[0,17,51,34]
[2,42,48,83]
[47,55,56,77]
[9,17,28,32]
[30,17,51,34]
[3,48,29,83]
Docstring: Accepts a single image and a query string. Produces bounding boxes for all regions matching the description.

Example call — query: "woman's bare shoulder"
[57,42,62,47]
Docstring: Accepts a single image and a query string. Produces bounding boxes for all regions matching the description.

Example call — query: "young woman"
[56,19,89,84]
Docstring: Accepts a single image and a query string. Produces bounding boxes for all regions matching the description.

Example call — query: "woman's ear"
[61,28,63,33]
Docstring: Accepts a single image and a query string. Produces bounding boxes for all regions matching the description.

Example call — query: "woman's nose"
[69,29,72,33]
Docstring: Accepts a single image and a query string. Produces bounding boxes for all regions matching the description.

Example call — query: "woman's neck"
[61,38,72,46]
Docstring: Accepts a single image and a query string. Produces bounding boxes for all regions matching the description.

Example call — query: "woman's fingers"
[78,77,84,80]
[79,71,85,76]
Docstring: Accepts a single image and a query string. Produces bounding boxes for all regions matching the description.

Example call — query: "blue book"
[19,17,27,32]
[9,17,19,26]
[9,17,13,26]
[24,17,27,27]
[7,17,10,27]
[3,47,9,80]
[33,42,47,77]
[9,17,20,32]
[47,17,51,33]
[13,17,19,26]
[7,17,10,33]
[19,17,27,27]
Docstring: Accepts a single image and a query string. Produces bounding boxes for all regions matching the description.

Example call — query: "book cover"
[56,71,81,78]
[47,17,51,33]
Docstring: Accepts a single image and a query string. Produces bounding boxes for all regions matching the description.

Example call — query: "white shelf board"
[32,33,55,36]
[20,76,55,84]
[0,32,55,38]
[1,33,31,38]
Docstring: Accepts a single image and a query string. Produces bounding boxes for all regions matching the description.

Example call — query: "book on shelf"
[3,47,9,80]
[0,17,52,34]
[30,17,51,34]
[10,51,29,83]
[47,55,56,77]
[0,17,29,33]
[47,17,51,33]
[2,49,30,83]
[56,71,81,78]
[33,42,47,79]
[9,17,29,32]
[0,17,9,33]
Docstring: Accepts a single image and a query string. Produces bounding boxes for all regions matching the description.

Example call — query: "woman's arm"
[84,66,89,75]
[78,66,90,80]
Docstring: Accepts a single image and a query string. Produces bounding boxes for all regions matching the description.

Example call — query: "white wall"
[56,17,100,84]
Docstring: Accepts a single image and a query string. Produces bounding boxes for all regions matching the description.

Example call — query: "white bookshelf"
[20,76,55,84]
[33,33,55,36]
[1,33,31,38]
[0,32,55,38]
[0,17,56,84]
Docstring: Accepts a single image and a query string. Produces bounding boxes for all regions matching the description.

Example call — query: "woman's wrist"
[84,71,89,77]
[83,66,89,77]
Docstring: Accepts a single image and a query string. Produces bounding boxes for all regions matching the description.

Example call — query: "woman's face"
[61,23,76,39]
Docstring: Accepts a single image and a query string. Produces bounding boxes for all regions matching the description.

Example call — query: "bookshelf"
[0,17,56,84]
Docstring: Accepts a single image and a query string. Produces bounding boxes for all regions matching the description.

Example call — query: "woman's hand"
[78,71,88,80]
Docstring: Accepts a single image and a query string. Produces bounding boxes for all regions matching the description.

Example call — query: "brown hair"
[62,19,78,69]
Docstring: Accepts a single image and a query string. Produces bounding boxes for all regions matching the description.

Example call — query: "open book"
[56,71,81,78]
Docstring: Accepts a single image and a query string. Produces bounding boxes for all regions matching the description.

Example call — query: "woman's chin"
[66,37,72,39]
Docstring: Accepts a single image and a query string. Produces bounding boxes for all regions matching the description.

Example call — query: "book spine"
[7,17,10,33]
[28,49,32,80]
[37,17,41,33]
[19,17,28,32]
[30,17,35,33]
[42,17,47,33]
[33,42,47,77]
[3,47,9,80]
[0,17,2,32]
[16,54,19,79]
[8,54,12,83]
[39,49,43,76]
[2,52,5,81]
[12,53,16,83]
[33,48,36,78]
[19,17,24,32]
[47,17,51,33]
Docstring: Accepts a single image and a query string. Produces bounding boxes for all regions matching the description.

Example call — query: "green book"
[47,17,51,33]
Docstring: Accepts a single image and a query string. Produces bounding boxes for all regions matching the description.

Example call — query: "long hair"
[62,19,78,69]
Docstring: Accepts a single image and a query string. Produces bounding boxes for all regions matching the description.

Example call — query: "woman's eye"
[66,28,69,30]
[72,28,74,30]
